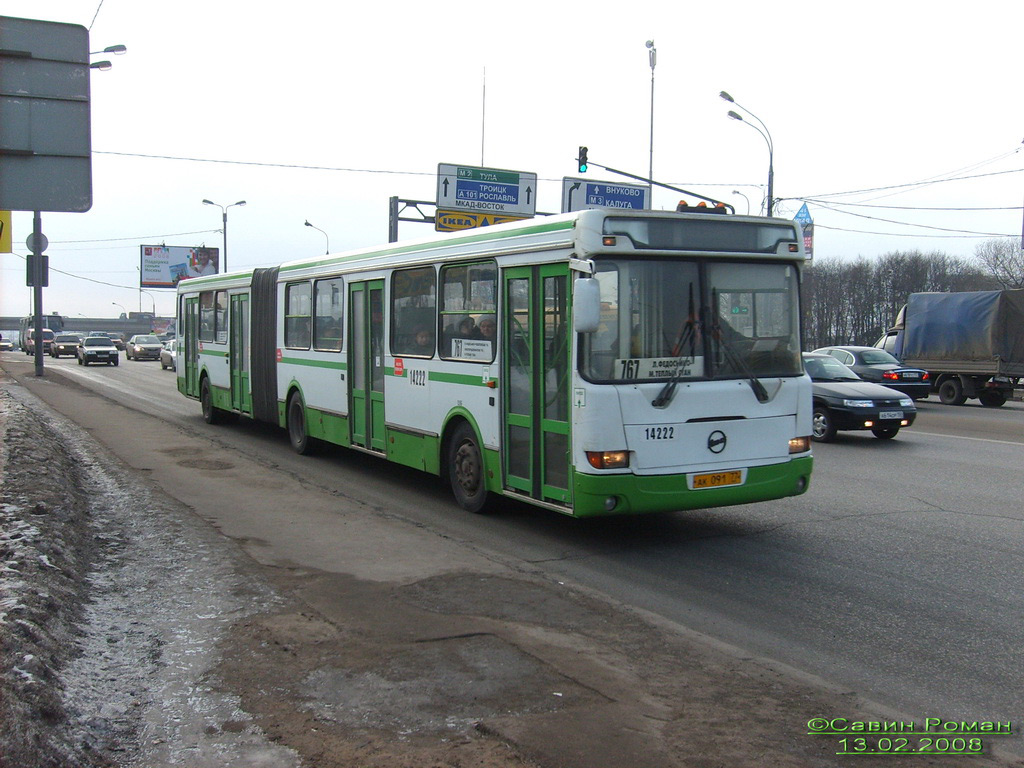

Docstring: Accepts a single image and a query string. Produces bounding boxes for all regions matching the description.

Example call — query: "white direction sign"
[562,177,650,213]
[437,163,537,217]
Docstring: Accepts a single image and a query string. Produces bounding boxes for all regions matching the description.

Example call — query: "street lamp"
[720,91,775,216]
[645,40,657,193]
[731,190,751,215]
[202,199,246,273]
[140,290,157,315]
[89,44,127,71]
[112,302,128,319]
[304,220,330,255]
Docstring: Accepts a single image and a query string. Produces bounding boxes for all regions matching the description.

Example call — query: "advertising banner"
[140,245,219,287]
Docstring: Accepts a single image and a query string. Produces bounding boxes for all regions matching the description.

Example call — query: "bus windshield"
[580,258,802,383]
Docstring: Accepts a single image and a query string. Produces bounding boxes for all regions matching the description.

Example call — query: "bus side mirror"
[573,277,601,333]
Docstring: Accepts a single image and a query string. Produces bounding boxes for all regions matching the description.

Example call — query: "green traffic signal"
[578,146,588,173]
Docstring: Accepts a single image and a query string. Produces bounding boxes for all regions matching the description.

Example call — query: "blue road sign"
[562,178,649,213]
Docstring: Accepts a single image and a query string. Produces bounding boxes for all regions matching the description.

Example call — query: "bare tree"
[804,251,998,349]
[975,238,1024,289]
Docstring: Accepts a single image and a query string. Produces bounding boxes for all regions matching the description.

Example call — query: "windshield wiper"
[652,285,699,408]
[710,290,769,403]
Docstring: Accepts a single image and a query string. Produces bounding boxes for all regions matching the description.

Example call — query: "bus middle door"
[502,265,571,506]
[348,280,386,453]
[229,293,251,414]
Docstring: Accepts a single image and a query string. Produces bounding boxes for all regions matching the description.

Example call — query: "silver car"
[126,334,163,361]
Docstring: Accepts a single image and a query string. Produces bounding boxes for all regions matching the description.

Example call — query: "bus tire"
[448,422,489,513]
[287,392,316,455]
[200,377,222,425]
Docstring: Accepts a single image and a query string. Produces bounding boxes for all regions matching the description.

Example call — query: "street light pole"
[645,40,657,199]
[720,91,775,216]
[112,302,127,318]
[140,290,156,315]
[202,199,246,272]
[731,190,751,215]
[304,220,330,255]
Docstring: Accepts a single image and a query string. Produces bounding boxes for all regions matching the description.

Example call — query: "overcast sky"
[2,0,1022,321]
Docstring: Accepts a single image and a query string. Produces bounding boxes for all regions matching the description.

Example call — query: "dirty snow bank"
[0,384,299,768]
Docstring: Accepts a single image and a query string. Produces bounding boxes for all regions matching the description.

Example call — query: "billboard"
[140,245,219,287]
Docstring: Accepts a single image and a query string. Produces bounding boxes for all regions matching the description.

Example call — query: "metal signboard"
[561,177,650,213]
[435,209,529,233]
[437,163,537,217]
[0,16,92,213]
[794,203,813,259]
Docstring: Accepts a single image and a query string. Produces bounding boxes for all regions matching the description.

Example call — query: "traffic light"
[577,146,588,173]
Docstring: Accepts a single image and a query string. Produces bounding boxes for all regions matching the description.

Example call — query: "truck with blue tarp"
[875,290,1024,407]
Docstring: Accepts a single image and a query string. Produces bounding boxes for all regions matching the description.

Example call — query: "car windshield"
[135,336,159,344]
[55,335,79,342]
[84,337,112,347]
[858,349,900,365]
[803,356,861,382]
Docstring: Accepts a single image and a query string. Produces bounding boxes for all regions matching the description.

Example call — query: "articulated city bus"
[175,208,812,516]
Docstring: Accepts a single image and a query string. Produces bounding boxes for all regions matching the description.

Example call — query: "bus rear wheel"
[448,423,489,513]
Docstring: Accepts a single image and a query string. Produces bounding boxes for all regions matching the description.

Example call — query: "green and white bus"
[175,207,812,516]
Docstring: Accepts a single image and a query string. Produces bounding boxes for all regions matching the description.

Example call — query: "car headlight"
[843,399,874,407]
[899,398,913,407]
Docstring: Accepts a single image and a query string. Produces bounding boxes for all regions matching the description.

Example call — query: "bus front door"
[502,266,571,506]
[348,280,386,453]
[229,293,251,414]
[184,297,200,397]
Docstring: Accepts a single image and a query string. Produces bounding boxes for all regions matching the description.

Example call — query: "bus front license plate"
[691,470,743,490]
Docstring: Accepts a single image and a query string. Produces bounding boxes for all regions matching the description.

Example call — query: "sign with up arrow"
[437,163,537,218]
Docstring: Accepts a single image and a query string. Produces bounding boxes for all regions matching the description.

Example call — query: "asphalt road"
[16,354,1024,734]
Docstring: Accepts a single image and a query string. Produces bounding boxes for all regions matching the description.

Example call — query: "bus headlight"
[586,450,629,469]
[789,436,811,453]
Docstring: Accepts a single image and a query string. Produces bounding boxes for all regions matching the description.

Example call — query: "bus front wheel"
[448,423,489,513]
[200,378,221,424]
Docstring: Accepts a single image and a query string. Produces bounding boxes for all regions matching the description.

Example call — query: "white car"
[160,339,177,370]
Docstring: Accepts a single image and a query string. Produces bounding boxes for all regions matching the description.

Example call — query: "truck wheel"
[871,427,899,439]
[938,379,967,406]
[978,390,1006,407]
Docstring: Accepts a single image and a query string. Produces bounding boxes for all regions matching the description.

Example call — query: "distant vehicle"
[23,328,55,355]
[803,352,916,442]
[51,333,85,358]
[875,290,1024,407]
[0,338,14,352]
[77,336,119,366]
[160,339,177,371]
[125,334,163,361]
[96,332,126,351]
[811,345,931,400]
